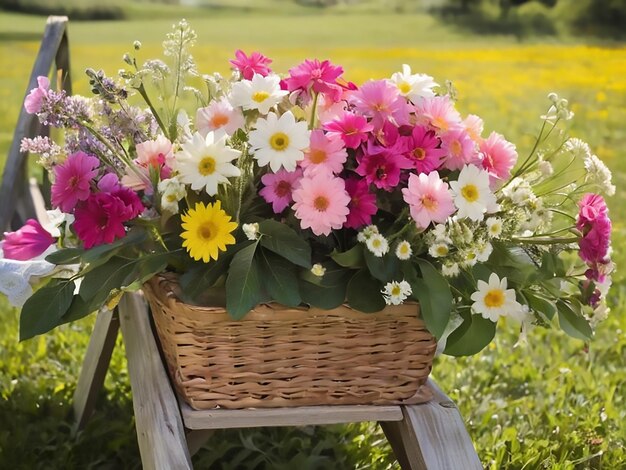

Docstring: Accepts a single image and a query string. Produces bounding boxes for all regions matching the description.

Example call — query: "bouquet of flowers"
[3,20,614,357]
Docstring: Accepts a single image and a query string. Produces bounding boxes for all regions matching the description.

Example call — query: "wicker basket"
[143,275,437,410]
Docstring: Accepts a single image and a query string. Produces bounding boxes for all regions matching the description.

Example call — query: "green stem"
[309,92,320,130]
[512,236,579,245]
[135,84,169,138]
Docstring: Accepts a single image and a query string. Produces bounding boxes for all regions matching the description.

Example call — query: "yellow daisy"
[180,201,238,263]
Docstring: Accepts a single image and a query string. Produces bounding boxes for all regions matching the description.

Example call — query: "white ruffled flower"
[389,64,438,102]
[366,234,389,257]
[395,240,412,260]
[470,273,524,322]
[242,222,260,241]
[537,159,553,177]
[310,263,326,277]
[382,280,412,305]
[158,177,187,213]
[563,137,591,160]
[0,244,57,307]
[229,73,287,115]
[449,164,497,222]
[584,153,616,196]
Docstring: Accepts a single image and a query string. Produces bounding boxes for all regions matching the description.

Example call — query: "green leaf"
[79,257,138,312]
[331,244,365,269]
[259,219,311,268]
[259,249,301,307]
[346,269,385,313]
[225,241,262,319]
[443,313,496,356]
[45,248,84,265]
[299,279,346,310]
[523,290,557,322]
[557,300,593,340]
[81,229,147,266]
[59,295,96,325]
[122,254,169,292]
[20,280,75,341]
[364,249,399,282]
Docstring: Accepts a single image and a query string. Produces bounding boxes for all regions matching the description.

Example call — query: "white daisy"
[229,73,287,115]
[366,234,389,257]
[174,131,241,196]
[310,263,326,277]
[158,177,187,214]
[395,240,413,260]
[382,280,412,306]
[485,217,503,239]
[476,242,493,262]
[428,242,449,258]
[357,224,380,243]
[449,164,497,222]
[460,248,478,268]
[242,222,260,240]
[389,64,438,102]
[470,273,524,322]
[248,111,310,172]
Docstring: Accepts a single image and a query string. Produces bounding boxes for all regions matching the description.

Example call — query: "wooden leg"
[381,379,482,470]
[186,429,215,457]
[119,293,193,470]
[72,308,119,432]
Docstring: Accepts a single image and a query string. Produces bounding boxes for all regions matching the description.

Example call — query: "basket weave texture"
[144,276,437,410]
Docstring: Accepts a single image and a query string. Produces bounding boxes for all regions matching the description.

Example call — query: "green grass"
[0,9,625,469]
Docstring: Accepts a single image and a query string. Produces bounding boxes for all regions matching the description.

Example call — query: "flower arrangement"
[3,20,614,356]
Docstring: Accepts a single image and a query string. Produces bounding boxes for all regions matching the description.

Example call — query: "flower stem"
[309,92,320,130]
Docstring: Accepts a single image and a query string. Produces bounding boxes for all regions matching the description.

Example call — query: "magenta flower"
[579,217,611,265]
[2,219,55,261]
[402,172,456,230]
[344,177,377,229]
[285,59,344,102]
[98,173,144,219]
[480,132,518,183]
[300,130,347,175]
[229,50,272,80]
[349,80,408,129]
[73,193,128,249]
[292,173,350,236]
[355,143,412,191]
[259,168,303,213]
[24,76,50,114]
[400,126,445,174]
[51,151,100,212]
[576,193,608,229]
[576,194,612,283]
[440,127,478,171]
[322,111,373,149]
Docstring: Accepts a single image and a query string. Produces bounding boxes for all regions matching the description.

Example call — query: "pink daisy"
[355,143,412,191]
[322,111,374,149]
[51,151,100,212]
[259,168,303,213]
[229,50,272,80]
[316,94,347,123]
[440,127,478,171]
[402,172,456,230]
[2,219,55,261]
[122,135,173,193]
[24,76,50,114]
[73,193,129,248]
[400,126,445,174]
[414,95,462,132]
[292,173,350,236]
[349,80,409,129]
[463,114,484,142]
[285,59,344,102]
[480,132,518,183]
[195,98,245,138]
[300,130,347,175]
[344,177,377,229]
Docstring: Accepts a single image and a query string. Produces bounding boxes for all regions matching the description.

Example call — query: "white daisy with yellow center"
[229,73,287,115]
[428,242,449,258]
[485,217,503,238]
[366,233,389,257]
[248,111,310,172]
[174,131,241,196]
[389,64,438,103]
[157,177,187,214]
[395,240,413,260]
[382,280,412,306]
[470,273,523,322]
[449,164,497,222]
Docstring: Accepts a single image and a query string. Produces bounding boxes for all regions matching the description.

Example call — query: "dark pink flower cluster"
[576,193,612,283]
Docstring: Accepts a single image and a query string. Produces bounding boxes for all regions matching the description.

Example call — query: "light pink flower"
[322,111,373,149]
[344,176,377,229]
[2,219,55,261]
[259,168,303,213]
[402,172,456,230]
[463,114,484,142]
[440,127,478,171]
[292,173,350,236]
[315,94,347,123]
[414,95,462,132]
[122,135,174,193]
[24,76,50,114]
[300,130,347,175]
[51,151,100,212]
[229,50,272,80]
[285,59,344,102]
[195,98,245,137]
[480,132,518,183]
[349,80,409,129]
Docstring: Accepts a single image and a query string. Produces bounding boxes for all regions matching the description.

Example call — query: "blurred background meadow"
[0,0,625,468]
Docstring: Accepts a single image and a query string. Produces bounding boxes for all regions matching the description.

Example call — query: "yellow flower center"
[372,239,382,248]
[270,132,290,151]
[166,194,177,202]
[437,245,448,256]
[309,149,327,164]
[461,184,479,202]
[399,82,412,94]
[391,285,402,296]
[432,116,449,131]
[484,289,505,308]
[412,147,426,160]
[198,156,216,176]
[313,195,329,211]
[197,221,217,241]
[450,140,462,156]
[252,91,270,103]
[421,194,437,210]
[399,245,409,255]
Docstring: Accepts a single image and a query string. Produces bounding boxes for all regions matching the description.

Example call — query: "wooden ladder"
[1,16,482,470]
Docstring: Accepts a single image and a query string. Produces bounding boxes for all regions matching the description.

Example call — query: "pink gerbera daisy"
[300,130,347,175]
[229,50,272,80]
[356,143,412,191]
[292,173,350,236]
[322,111,374,149]
[2,219,55,261]
[400,126,445,174]
[259,168,303,213]
[480,132,518,183]
[344,177,377,229]
[440,127,478,171]
[285,59,344,102]
[122,135,173,194]
[73,193,129,248]
[349,80,409,130]
[414,95,462,132]
[196,98,245,137]
[402,172,456,230]
[51,151,100,212]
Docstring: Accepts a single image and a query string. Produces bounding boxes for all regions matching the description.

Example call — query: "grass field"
[0,9,625,469]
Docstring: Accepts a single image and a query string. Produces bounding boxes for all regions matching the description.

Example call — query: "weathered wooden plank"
[118,293,192,470]
[72,308,119,432]
[181,402,403,430]
[381,379,482,470]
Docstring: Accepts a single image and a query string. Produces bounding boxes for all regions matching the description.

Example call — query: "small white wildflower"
[395,240,413,260]
[584,154,616,196]
[441,262,460,278]
[486,217,503,238]
[563,138,591,160]
[428,242,449,258]
[310,263,326,277]
[366,234,389,257]
[431,223,452,244]
[158,177,187,214]
[460,248,478,268]
[471,273,524,322]
[242,222,260,240]
[382,280,412,306]
[357,224,380,243]
[537,159,553,177]
[476,242,493,262]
